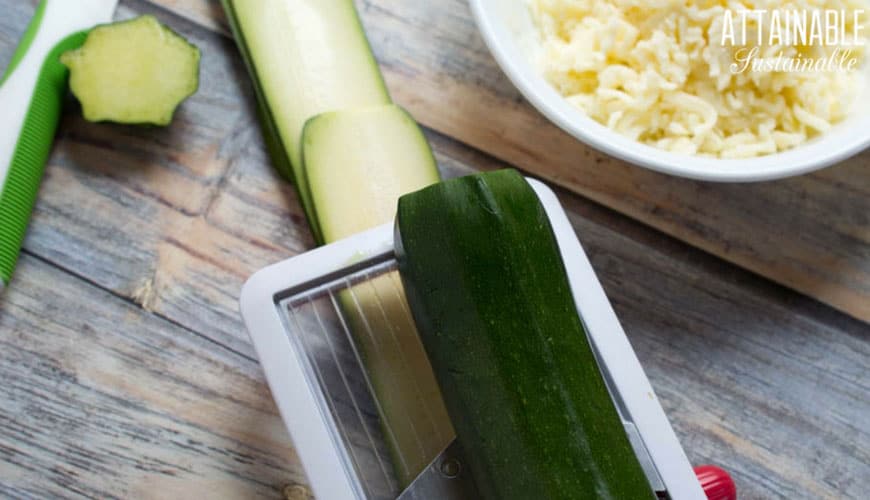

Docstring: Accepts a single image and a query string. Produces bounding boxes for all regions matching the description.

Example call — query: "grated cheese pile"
[529,0,869,158]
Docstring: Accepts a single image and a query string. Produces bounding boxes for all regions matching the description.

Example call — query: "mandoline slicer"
[240,179,708,500]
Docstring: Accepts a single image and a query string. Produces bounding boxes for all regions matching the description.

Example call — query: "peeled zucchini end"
[62,15,201,126]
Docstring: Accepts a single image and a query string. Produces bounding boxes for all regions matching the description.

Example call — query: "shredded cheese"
[529,0,869,158]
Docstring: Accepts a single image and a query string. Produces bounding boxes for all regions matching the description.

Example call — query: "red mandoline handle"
[694,465,736,500]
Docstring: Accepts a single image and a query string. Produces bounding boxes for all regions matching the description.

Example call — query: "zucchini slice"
[396,170,656,500]
[221,0,392,239]
[303,104,440,243]
[224,1,452,484]
[304,105,452,485]
[61,15,200,126]
[340,273,454,487]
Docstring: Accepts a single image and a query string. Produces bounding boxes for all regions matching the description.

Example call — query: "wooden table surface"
[1,0,868,498]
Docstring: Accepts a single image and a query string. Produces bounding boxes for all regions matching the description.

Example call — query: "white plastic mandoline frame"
[240,179,705,500]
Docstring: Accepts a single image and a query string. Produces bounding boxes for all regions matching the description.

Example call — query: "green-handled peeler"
[0,0,118,291]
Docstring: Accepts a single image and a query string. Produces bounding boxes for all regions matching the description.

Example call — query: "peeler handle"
[0,0,115,289]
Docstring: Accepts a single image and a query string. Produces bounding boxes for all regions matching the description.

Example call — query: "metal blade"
[625,422,666,493]
[396,439,479,500]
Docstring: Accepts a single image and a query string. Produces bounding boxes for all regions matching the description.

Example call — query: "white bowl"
[469,0,870,182]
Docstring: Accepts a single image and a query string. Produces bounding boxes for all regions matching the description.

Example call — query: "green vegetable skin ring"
[396,169,656,500]
[61,15,200,126]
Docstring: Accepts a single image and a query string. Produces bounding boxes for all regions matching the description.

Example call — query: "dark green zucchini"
[395,169,655,500]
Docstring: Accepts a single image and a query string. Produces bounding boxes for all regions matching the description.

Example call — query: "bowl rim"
[468,0,870,182]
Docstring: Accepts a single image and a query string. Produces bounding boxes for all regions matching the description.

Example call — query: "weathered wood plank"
[4,0,313,359]
[0,255,305,499]
[10,116,870,498]
[141,0,870,322]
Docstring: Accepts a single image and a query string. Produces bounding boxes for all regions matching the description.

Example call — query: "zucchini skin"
[396,169,655,500]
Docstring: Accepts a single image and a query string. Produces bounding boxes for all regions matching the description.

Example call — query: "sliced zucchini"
[60,15,200,126]
[303,104,440,242]
[224,1,452,485]
[303,104,451,485]
[340,273,454,487]
[221,0,392,238]
[396,170,656,500]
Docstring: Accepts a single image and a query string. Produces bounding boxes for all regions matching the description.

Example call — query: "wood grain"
[0,1,867,499]
[0,255,305,498]
[141,0,870,322]
[13,0,314,360]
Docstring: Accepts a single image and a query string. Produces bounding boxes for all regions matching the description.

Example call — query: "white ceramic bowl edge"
[469,0,870,182]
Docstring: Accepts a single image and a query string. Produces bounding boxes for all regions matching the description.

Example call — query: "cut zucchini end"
[61,15,201,126]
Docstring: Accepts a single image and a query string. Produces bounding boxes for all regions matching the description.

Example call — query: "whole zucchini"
[395,169,655,500]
